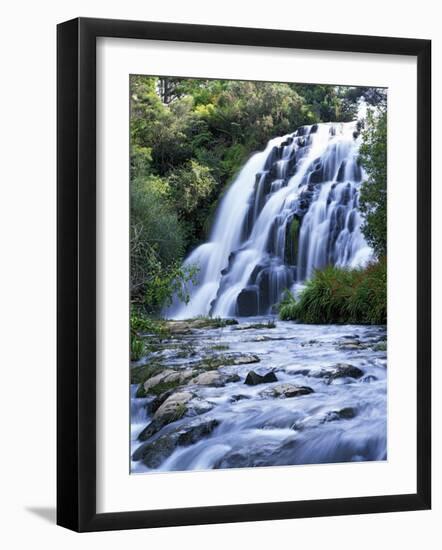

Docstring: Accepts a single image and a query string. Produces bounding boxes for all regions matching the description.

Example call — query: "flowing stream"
[131,320,387,472]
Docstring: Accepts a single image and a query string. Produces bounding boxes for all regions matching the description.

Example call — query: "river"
[131,318,386,472]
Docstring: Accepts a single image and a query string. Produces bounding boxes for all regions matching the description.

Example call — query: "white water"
[131,320,387,472]
[168,122,373,319]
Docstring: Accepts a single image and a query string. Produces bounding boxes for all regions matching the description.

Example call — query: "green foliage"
[279,261,387,325]
[130,76,379,317]
[290,84,358,123]
[130,312,170,338]
[130,172,199,312]
[130,335,145,361]
[359,108,387,258]
[130,313,170,363]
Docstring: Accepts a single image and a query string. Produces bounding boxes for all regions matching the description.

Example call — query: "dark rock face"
[176,419,220,446]
[147,389,175,414]
[138,417,166,442]
[309,165,324,184]
[278,385,313,398]
[236,286,259,316]
[133,418,220,468]
[336,160,347,182]
[132,433,177,467]
[230,394,251,402]
[327,364,364,382]
[263,383,314,398]
[307,363,364,384]
[244,370,278,386]
[138,391,193,441]
[322,407,356,423]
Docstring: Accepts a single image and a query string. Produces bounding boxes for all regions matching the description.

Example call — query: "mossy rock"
[164,317,238,334]
[138,391,193,441]
[131,363,164,385]
[285,216,300,265]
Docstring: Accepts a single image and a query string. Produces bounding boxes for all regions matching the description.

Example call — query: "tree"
[358,108,387,258]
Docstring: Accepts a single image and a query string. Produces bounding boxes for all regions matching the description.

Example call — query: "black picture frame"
[57,17,431,532]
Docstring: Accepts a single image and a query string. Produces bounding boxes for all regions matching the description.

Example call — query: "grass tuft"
[279,260,386,325]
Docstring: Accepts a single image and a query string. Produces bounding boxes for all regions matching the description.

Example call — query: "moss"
[136,384,148,398]
[164,317,238,334]
[131,363,164,385]
[170,403,187,422]
[285,216,300,265]
[176,343,197,358]
[147,379,183,396]
[234,320,276,330]
[209,344,230,351]
[193,316,238,328]
[373,341,387,351]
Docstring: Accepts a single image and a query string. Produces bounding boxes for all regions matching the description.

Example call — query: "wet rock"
[327,364,364,381]
[187,397,215,416]
[262,383,314,398]
[233,321,276,331]
[190,371,240,387]
[132,433,178,467]
[133,418,219,468]
[141,368,196,395]
[191,353,260,371]
[138,391,193,441]
[190,371,223,387]
[337,338,366,350]
[339,343,364,350]
[177,419,220,446]
[236,287,259,316]
[131,363,164,385]
[284,367,311,376]
[309,166,324,184]
[148,388,176,414]
[361,375,378,383]
[244,370,278,386]
[322,407,356,423]
[372,342,387,352]
[309,363,363,383]
[230,354,261,365]
[230,394,251,402]
[165,318,238,334]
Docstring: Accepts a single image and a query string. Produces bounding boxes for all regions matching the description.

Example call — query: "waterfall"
[168,122,373,319]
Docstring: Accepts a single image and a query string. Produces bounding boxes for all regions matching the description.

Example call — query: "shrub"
[279,260,386,325]
[130,334,145,361]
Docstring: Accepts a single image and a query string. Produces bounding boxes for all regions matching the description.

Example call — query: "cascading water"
[168,121,372,320]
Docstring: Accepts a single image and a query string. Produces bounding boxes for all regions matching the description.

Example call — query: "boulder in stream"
[133,418,220,468]
[138,391,193,441]
[262,383,314,398]
[244,370,278,386]
[190,371,240,387]
[327,364,364,382]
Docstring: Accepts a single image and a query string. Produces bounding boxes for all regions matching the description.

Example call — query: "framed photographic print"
[57,17,431,532]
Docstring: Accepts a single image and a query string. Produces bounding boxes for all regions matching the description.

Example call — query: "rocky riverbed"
[131,317,387,473]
